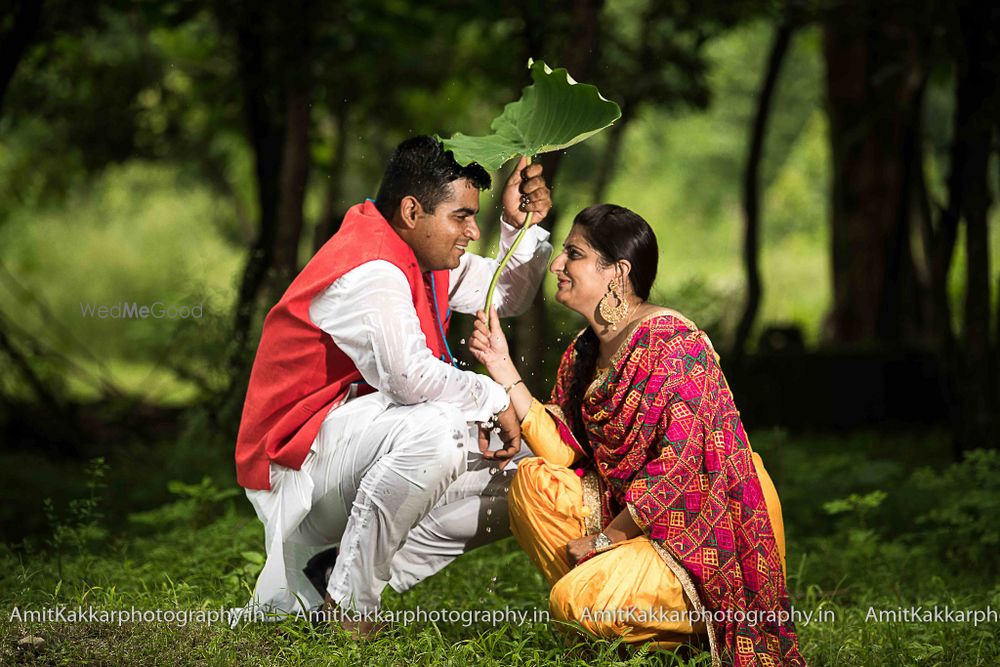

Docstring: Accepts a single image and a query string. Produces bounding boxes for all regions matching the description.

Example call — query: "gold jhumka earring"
[598,279,629,330]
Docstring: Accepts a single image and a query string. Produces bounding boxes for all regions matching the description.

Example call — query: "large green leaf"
[440,59,621,170]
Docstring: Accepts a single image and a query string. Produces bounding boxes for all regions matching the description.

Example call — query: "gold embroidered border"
[649,541,721,667]
[585,370,608,400]
[580,470,603,535]
[626,500,649,531]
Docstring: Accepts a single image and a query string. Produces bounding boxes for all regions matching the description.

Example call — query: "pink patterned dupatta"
[547,314,805,667]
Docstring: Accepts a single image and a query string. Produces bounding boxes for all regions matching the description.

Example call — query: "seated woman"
[469,204,805,666]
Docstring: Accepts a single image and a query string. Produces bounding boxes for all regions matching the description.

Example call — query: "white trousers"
[244,391,529,615]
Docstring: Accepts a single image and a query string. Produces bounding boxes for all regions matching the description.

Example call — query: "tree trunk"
[222,0,319,408]
[995,268,1000,419]
[313,109,350,252]
[0,0,43,115]
[271,88,312,295]
[822,3,927,346]
[0,310,80,456]
[224,12,286,397]
[953,1,997,452]
[922,129,960,352]
[878,68,929,345]
[995,62,1000,441]
[591,115,629,203]
[733,21,793,359]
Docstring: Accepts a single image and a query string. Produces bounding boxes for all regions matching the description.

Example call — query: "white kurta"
[242,219,551,617]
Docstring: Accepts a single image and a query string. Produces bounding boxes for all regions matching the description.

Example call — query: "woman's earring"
[598,280,629,330]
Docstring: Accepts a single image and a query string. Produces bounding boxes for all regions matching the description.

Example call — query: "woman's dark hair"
[374,136,491,221]
[563,204,659,449]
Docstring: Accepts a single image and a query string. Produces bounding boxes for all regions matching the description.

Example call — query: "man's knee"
[395,401,468,476]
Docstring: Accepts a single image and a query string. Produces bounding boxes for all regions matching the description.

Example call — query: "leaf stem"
[484,156,535,325]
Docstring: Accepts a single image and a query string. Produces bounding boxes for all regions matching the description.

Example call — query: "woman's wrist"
[486,360,519,385]
[603,527,630,544]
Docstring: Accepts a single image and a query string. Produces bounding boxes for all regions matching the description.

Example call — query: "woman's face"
[550,225,620,315]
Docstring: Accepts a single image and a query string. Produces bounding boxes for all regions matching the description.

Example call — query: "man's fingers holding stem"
[518,162,542,182]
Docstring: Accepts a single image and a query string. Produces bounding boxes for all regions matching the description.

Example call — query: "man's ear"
[397,195,423,230]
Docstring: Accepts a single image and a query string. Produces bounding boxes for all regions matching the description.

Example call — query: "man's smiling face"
[409,178,481,272]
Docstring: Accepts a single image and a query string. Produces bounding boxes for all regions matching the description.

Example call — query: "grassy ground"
[2,431,999,666]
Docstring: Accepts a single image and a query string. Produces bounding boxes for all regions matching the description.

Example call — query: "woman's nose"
[550,254,565,273]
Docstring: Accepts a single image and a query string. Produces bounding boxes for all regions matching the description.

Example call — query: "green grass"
[2,432,999,665]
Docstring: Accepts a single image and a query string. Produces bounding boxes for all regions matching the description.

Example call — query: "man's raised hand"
[501,156,552,227]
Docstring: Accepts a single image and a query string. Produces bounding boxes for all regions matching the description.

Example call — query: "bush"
[911,449,1000,575]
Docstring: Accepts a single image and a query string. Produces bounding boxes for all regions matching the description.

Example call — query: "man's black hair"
[374,136,491,221]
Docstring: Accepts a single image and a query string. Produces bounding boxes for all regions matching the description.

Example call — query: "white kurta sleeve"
[447,215,552,316]
[308,260,509,423]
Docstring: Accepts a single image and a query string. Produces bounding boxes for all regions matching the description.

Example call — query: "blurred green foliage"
[2,10,999,400]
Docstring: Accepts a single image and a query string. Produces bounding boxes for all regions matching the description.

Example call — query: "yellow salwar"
[510,399,786,649]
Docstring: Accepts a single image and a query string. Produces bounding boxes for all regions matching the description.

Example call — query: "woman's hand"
[565,510,643,568]
[468,306,516,379]
[565,534,599,567]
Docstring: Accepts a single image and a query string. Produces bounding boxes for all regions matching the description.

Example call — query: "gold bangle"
[504,379,524,394]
